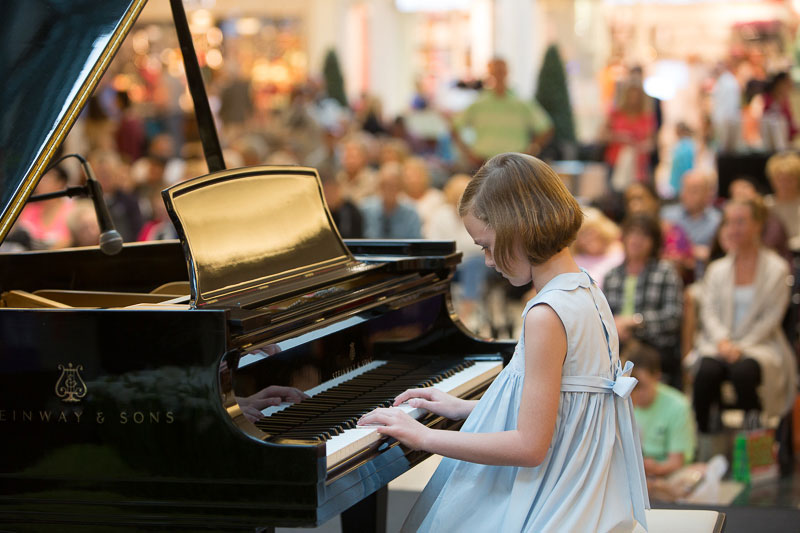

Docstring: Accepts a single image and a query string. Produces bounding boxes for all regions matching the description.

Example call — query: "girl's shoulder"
[525,271,595,322]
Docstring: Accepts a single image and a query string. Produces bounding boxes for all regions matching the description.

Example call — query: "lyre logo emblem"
[55,363,87,403]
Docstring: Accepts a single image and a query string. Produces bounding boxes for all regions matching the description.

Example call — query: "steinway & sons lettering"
[0,409,174,425]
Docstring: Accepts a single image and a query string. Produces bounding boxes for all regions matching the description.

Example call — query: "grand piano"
[0,1,513,531]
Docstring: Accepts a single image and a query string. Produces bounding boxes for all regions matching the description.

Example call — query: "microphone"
[80,160,123,255]
[34,153,124,255]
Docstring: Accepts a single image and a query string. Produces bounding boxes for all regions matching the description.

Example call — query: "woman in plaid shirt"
[603,214,684,388]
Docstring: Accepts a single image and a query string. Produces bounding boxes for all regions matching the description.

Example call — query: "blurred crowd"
[4,46,800,489]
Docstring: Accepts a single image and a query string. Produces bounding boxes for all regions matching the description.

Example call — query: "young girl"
[359,153,649,532]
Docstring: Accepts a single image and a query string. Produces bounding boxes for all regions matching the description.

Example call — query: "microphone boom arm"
[29,154,124,255]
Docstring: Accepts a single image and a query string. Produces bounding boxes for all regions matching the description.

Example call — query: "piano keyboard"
[255,358,502,468]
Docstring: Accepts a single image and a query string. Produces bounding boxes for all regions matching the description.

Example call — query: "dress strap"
[560,362,649,526]
[583,272,615,367]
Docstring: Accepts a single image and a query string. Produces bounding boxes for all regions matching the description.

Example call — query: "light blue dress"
[402,270,649,532]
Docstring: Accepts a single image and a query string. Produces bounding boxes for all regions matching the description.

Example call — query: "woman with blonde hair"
[764,151,800,251]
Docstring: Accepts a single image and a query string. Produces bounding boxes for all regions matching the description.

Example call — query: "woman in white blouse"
[693,197,797,433]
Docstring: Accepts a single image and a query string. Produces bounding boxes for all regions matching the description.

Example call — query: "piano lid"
[163,166,373,309]
[0,0,147,243]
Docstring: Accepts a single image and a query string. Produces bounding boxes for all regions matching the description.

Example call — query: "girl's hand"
[358,407,430,450]
[393,387,475,420]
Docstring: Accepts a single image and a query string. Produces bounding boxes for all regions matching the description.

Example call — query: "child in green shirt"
[627,342,696,477]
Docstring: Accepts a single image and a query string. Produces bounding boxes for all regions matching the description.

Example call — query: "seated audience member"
[427,174,490,327]
[603,213,684,388]
[661,169,722,278]
[627,342,696,480]
[16,167,73,249]
[572,207,624,289]
[66,200,101,247]
[403,156,445,238]
[764,151,800,251]
[693,197,796,434]
[337,133,377,203]
[379,137,410,166]
[320,168,363,238]
[624,182,694,282]
[360,162,422,239]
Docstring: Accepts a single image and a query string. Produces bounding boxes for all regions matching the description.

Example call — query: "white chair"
[634,509,726,533]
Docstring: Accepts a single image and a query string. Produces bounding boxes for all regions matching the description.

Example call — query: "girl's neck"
[530,248,581,291]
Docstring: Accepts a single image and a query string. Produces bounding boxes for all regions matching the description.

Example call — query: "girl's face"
[463,213,532,287]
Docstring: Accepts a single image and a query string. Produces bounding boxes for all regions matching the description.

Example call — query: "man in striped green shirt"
[453,58,553,166]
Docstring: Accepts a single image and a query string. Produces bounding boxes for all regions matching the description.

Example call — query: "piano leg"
[340,485,388,533]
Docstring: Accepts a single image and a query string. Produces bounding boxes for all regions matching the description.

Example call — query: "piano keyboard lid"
[162,166,381,309]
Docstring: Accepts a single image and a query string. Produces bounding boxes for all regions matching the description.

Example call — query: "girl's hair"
[458,153,583,271]
[621,213,662,260]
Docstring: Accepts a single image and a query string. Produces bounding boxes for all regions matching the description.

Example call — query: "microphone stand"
[28,154,124,255]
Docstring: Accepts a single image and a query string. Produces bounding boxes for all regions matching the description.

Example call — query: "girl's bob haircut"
[458,153,584,272]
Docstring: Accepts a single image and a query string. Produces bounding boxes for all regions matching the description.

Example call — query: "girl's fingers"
[358,407,404,426]
[394,387,436,405]
[407,398,433,411]
[358,411,392,426]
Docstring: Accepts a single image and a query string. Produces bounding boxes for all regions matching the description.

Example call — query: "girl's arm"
[359,304,565,468]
